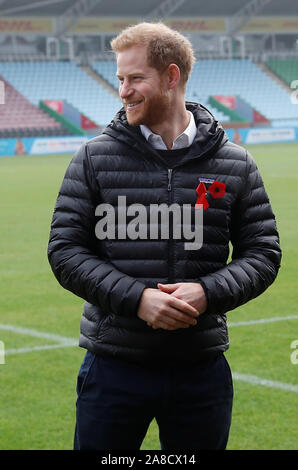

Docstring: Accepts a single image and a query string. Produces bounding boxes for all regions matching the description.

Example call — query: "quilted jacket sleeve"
[199,150,282,315]
[47,143,146,317]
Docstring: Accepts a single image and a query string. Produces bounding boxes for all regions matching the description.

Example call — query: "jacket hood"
[102,101,228,165]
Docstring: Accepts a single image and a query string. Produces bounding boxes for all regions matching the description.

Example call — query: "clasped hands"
[137,282,207,331]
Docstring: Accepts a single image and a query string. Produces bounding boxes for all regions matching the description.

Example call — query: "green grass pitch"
[0,142,297,450]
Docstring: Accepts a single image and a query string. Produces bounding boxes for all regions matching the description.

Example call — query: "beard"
[125,89,171,128]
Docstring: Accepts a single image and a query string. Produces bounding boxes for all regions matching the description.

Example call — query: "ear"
[167,63,181,90]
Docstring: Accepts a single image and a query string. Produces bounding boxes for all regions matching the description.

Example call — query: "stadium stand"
[2,57,297,136]
[0,76,70,138]
[92,59,298,127]
[0,0,297,137]
[1,53,297,136]
[186,59,298,127]
[0,61,122,129]
[92,60,230,123]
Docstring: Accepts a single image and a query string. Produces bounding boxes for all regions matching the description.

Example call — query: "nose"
[119,78,133,100]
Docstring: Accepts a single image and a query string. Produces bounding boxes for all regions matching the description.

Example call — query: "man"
[48,22,281,450]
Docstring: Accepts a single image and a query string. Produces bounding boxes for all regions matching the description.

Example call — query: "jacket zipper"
[167,169,174,283]
[167,168,172,191]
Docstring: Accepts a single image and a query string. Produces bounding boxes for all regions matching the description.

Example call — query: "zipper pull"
[168,168,173,191]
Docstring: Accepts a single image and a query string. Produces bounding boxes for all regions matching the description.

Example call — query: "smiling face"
[116,45,171,127]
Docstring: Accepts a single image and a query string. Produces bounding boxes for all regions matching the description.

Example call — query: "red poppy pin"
[195,180,226,210]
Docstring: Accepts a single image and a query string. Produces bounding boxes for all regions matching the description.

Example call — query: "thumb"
[157,283,179,293]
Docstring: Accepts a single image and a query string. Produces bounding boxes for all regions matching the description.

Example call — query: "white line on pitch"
[228,315,298,327]
[5,342,77,355]
[0,323,76,344]
[232,372,298,393]
[1,315,297,343]
[1,323,297,393]
[4,343,298,393]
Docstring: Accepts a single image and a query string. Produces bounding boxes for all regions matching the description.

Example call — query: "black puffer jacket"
[48,102,281,364]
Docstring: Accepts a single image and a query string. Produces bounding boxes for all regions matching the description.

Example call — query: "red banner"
[253,109,269,123]
[214,95,236,109]
[81,115,98,129]
[44,100,63,114]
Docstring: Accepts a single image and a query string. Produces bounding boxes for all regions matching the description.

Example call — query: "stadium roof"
[0,0,297,17]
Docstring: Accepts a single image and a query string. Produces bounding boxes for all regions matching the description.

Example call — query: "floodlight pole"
[55,0,104,38]
[224,0,273,59]
[227,0,273,37]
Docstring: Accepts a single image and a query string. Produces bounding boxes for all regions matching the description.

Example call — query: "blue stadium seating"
[186,59,298,124]
[93,59,298,125]
[93,60,229,121]
[0,61,122,127]
[1,58,297,129]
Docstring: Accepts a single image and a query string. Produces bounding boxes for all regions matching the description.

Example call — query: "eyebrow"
[116,71,144,78]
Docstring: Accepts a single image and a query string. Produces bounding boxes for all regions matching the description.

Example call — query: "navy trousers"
[74,351,233,450]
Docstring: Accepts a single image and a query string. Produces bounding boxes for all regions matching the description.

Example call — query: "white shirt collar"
[140,111,197,150]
